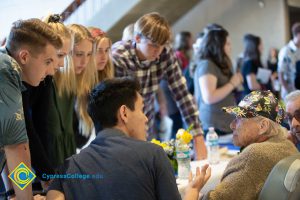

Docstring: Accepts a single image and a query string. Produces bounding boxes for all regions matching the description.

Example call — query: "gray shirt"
[194,59,235,132]
[0,50,28,172]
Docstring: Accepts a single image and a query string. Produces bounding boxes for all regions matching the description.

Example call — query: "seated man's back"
[48,77,211,200]
[48,128,181,200]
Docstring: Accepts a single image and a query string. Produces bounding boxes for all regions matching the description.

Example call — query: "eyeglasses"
[285,109,300,123]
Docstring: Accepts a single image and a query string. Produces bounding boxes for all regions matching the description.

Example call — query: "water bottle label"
[176,151,190,159]
[207,139,218,146]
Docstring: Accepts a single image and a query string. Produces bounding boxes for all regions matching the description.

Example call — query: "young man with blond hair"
[112,12,207,160]
[0,18,62,199]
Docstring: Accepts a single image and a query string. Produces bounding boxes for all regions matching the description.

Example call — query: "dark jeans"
[170,111,184,139]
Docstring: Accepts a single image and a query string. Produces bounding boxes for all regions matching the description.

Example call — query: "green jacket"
[45,81,76,169]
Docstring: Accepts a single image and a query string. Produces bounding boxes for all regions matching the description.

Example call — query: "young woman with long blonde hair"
[45,22,97,168]
[75,27,114,146]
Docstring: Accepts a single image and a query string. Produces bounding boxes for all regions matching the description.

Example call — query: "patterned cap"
[222,90,285,124]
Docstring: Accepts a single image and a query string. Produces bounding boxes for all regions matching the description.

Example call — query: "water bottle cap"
[208,127,215,132]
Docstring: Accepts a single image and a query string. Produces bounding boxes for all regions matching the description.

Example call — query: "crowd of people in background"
[0,10,300,200]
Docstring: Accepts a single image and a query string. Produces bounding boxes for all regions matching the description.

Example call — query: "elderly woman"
[201,90,298,200]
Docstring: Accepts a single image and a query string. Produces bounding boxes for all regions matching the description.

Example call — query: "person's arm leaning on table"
[184,164,211,200]
[4,142,32,199]
[165,47,207,160]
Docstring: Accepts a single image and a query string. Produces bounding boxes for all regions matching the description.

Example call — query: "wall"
[172,0,289,65]
[0,0,73,40]
[288,0,300,8]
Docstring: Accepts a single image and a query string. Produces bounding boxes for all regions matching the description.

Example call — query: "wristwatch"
[5,189,15,199]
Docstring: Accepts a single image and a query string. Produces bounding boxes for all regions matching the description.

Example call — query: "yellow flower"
[151,139,172,151]
[160,143,168,149]
[181,131,193,144]
[151,139,162,146]
[176,129,193,144]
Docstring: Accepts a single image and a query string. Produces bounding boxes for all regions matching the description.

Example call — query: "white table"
[177,149,238,197]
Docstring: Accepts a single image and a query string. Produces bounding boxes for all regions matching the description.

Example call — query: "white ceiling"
[0,0,73,39]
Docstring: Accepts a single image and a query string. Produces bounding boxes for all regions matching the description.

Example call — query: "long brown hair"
[197,28,232,77]
[243,34,262,67]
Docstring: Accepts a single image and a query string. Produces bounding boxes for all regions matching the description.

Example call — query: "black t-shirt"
[267,60,277,73]
[48,128,181,200]
[241,60,259,96]
[22,77,55,180]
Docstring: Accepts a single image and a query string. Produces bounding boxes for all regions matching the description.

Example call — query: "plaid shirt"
[112,41,203,136]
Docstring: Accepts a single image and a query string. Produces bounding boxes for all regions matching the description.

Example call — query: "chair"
[258,153,300,200]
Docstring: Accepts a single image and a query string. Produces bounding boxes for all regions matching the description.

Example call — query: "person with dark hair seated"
[47,77,211,200]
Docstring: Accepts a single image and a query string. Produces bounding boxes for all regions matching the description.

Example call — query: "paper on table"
[256,68,272,84]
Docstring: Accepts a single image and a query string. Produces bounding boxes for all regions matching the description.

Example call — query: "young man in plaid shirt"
[112,12,207,160]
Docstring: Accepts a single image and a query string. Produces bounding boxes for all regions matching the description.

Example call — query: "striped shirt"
[112,40,203,136]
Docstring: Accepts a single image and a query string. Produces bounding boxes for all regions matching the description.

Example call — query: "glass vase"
[176,150,191,179]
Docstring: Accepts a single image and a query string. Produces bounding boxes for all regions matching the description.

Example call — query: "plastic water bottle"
[206,127,220,164]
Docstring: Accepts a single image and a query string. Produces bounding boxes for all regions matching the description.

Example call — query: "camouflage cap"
[223,90,284,124]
